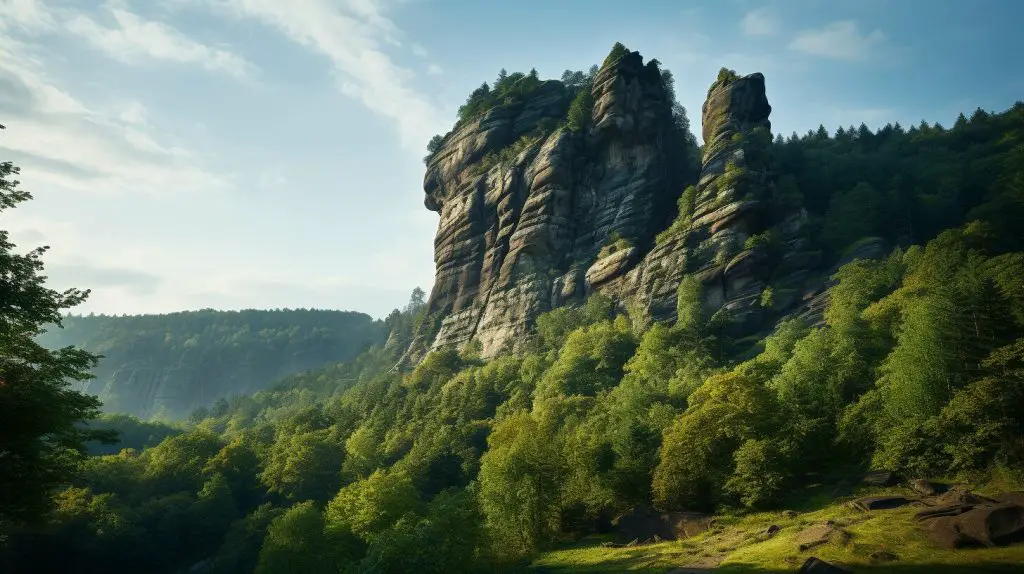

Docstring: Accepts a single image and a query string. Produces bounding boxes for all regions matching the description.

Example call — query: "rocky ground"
[530,474,1024,573]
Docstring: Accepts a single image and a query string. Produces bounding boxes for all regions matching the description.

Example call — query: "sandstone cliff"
[417,52,879,359]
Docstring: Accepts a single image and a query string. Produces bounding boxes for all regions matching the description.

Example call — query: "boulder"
[908,478,948,497]
[929,487,995,507]
[869,550,899,563]
[612,506,672,545]
[926,516,976,549]
[798,557,851,573]
[916,504,976,521]
[994,491,1024,507]
[664,511,714,539]
[610,506,712,545]
[851,496,912,511]
[916,489,1024,549]
[955,503,1024,547]
[795,522,848,551]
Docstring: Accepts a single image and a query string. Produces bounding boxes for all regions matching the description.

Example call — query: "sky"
[1,0,1022,319]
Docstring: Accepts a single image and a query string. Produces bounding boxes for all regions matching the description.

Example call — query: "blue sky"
[1,0,1021,319]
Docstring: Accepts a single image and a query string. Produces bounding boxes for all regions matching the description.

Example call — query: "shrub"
[602,42,630,68]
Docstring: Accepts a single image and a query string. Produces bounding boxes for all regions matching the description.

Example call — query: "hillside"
[413,46,1023,366]
[2,41,1024,574]
[36,309,388,420]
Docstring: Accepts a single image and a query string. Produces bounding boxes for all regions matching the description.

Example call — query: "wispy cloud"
[46,262,164,295]
[789,20,884,62]
[741,8,779,37]
[0,0,57,32]
[187,0,445,151]
[65,0,254,78]
[0,34,229,195]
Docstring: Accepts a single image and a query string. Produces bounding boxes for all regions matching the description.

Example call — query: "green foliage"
[602,42,630,68]
[822,182,883,253]
[675,275,704,335]
[423,134,445,165]
[723,438,794,508]
[656,185,698,244]
[534,293,614,352]
[717,67,740,85]
[360,487,485,573]
[0,125,115,529]
[759,286,775,309]
[652,371,779,511]
[535,317,637,401]
[717,160,748,193]
[260,428,344,501]
[36,308,386,419]
[255,502,338,574]
[597,233,632,259]
[6,98,1024,574]
[478,410,564,558]
[566,84,595,132]
[84,414,182,455]
[707,67,740,98]
[744,229,780,252]
[326,469,421,542]
[938,339,1024,471]
[478,131,545,174]
[456,69,546,125]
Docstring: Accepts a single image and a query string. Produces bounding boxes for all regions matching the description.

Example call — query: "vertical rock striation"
[418,50,679,358]
[416,56,878,360]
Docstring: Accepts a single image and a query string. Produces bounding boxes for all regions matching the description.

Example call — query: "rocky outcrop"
[417,55,882,359]
[420,50,678,358]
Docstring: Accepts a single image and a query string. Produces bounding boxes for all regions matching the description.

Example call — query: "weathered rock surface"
[611,506,712,544]
[851,496,913,512]
[909,478,949,497]
[798,557,852,573]
[915,489,1024,549]
[796,521,849,551]
[416,54,886,358]
[861,470,901,487]
[419,51,677,358]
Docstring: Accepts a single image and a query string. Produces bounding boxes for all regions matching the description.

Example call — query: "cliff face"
[421,51,678,357]
[602,71,811,334]
[419,56,876,359]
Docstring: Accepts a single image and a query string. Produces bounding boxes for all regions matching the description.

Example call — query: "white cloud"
[190,0,445,151]
[427,63,442,76]
[411,43,428,58]
[741,8,779,37]
[0,36,230,196]
[789,20,884,62]
[119,101,148,125]
[65,1,254,78]
[0,0,56,32]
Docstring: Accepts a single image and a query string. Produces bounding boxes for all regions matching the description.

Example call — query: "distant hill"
[37,308,387,420]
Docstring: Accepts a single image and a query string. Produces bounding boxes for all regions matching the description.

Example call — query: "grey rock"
[798,557,852,574]
[414,56,886,360]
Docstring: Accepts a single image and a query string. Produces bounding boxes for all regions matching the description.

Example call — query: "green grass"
[531,479,1024,573]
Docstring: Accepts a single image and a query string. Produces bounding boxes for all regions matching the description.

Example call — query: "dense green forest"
[2,52,1024,573]
[36,309,388,420]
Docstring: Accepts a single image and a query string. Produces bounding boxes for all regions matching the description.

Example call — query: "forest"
[2,45,1024,573]
[36,309,388,420]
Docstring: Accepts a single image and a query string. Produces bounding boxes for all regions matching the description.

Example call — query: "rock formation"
[420,50,679,358]
[417,51,879,359]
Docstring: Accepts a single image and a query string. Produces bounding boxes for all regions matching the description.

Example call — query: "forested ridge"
[35,309,388,420]
[2,52,1024,573]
